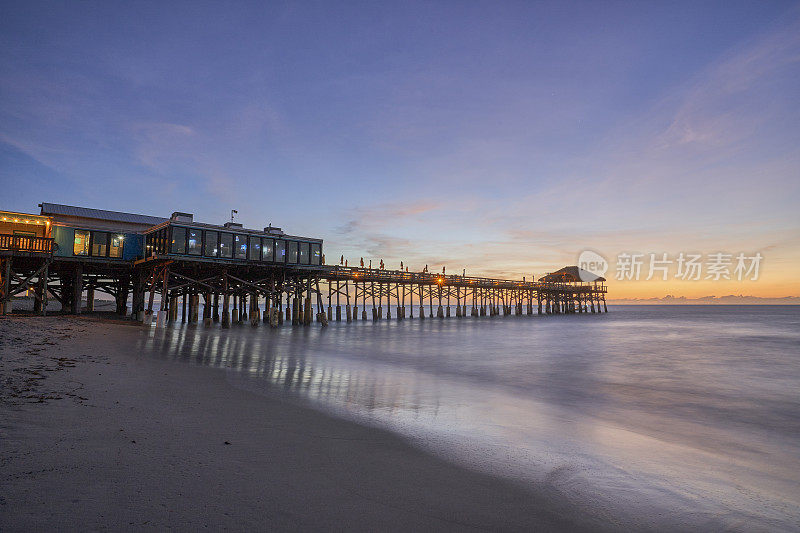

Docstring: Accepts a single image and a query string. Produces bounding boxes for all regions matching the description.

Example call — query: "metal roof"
[39,203,166,226]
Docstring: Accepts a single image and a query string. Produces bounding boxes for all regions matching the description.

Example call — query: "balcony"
[0,234,54,254]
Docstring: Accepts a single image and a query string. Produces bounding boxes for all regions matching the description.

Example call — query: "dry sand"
[0,316,602,532]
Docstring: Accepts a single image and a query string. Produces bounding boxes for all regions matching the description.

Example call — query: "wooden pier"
[128,261,606,328]
[0,204,607,323]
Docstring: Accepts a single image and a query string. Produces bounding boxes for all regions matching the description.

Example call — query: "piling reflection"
[139,322,445,421]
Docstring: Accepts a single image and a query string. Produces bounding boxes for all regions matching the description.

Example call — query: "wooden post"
[72,264,83,315]
[335,279,341,321]
[361,280,367,320]
[222,273,230,328]
[304,287,312,326]
[131,269,144,321]
[252,291,261,326]
[204,292,212,326]
[39,263,49,316]
[297,288,303,325]
[352,280,358,321]
[371,280,377,321]
[327,279,332,321]
[345,280,351,323]
[116,274,129,316]
[399,283,404,320]
[378,282,383,319]
[1,259,11,315]
[86,285,94,312]
[292,293,300,326]
[156,266,169,328]
[278,289,284,324]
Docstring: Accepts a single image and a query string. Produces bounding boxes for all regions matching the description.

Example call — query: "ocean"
[138,305,800,531]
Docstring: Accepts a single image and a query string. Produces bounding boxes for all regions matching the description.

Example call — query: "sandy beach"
[0,315,601,532]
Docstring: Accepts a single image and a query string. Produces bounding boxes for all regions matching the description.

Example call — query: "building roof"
[147,218,322,243]
[539,265,606,283]
[40,203,166,226]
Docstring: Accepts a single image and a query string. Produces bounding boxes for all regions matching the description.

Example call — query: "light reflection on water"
[138,306,800,530]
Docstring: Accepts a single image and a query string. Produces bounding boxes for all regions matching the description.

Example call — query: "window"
[188,229,202,255]
[287,241,298,263]
[110,235,124,258]
[219,233,233,258]
[234,234,247,259]
[262,238,274,261]
[299,242,310,264]
[73,230,90,256]
[204,231,218,257]
[171,227,187,254]
[248,236,261,261]
[311,243,321,265]
[274,240,286,263]
[91,232,108,257]
[155,229,166,255]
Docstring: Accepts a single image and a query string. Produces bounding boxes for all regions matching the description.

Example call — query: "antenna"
[231,209,238,223]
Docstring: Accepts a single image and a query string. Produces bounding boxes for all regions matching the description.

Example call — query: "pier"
[0,204,607,323]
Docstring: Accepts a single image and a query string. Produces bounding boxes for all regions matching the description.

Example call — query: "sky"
[1,1,798,298]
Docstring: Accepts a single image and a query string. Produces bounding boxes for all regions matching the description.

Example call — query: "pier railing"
[0,234,54,254]
[323,265,606,293]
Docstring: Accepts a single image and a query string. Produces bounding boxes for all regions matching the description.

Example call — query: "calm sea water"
[138,306,800,531]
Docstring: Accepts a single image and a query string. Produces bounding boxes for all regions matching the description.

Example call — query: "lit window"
[188,229,202,255]
[234,234,247,259]
[287,241,298,263]
[262,238,274,261]
[274,240,285,262]
[73,230,90,256]
[171,227,187,254]
[91,232,108,256]
[219,233,233,258]
[204,231,218,257]
[110,235,124,258]
[248,236,261,261]
[299,242,310,264]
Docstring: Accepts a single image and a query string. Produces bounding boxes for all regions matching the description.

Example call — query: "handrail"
[324,265,606,291]
[0,234,54,253]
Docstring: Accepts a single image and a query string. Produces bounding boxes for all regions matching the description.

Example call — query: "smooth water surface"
[138,306,800,530]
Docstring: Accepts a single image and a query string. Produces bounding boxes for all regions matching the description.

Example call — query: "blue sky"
[1,1,798,296]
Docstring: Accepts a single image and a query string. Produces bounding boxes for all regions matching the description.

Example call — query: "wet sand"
[0,316,601,532]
